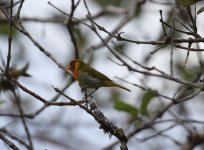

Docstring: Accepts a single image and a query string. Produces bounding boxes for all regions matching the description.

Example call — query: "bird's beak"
[66,64,71,71]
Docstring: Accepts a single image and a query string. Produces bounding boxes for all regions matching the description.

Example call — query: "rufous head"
[66,59,83,79]
[66,59,79,72]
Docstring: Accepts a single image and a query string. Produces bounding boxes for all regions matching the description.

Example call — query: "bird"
[66,59,130,93]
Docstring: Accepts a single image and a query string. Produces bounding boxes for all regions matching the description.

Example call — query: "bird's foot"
[83,94,93,108]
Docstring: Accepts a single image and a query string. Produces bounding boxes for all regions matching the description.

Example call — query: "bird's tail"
[114,83,131,92]
[104,80,131,92]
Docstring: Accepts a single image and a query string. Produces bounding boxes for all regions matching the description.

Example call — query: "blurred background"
[1,0,204,150]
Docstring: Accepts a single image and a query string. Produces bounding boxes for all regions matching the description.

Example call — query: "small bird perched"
[66,59,130,92]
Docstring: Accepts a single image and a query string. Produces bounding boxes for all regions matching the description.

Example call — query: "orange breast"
[73,61,80,80]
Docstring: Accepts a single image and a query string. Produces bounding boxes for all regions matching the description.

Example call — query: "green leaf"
[177,0,201,7]
[72,27,87,50]
[0,23,17,35]
[113,43,127,54]
[114,100,138,117]
[176,62,200,81]
[93,0,123,7]
[0,79,16,92]
[140,90,157,115]
[197,6,204,15]
[0,100,5,105]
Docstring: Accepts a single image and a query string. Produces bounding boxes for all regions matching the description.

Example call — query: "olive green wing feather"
[80,64,112,81]
[79,62,131,91]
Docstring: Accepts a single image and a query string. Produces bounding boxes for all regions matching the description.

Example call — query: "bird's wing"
[80,64,112,81]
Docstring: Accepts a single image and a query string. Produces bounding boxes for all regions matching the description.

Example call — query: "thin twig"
[12,91,33,150]
[0,132,20,150]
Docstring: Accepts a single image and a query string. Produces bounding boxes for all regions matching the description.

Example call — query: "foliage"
[1,0,204,150]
